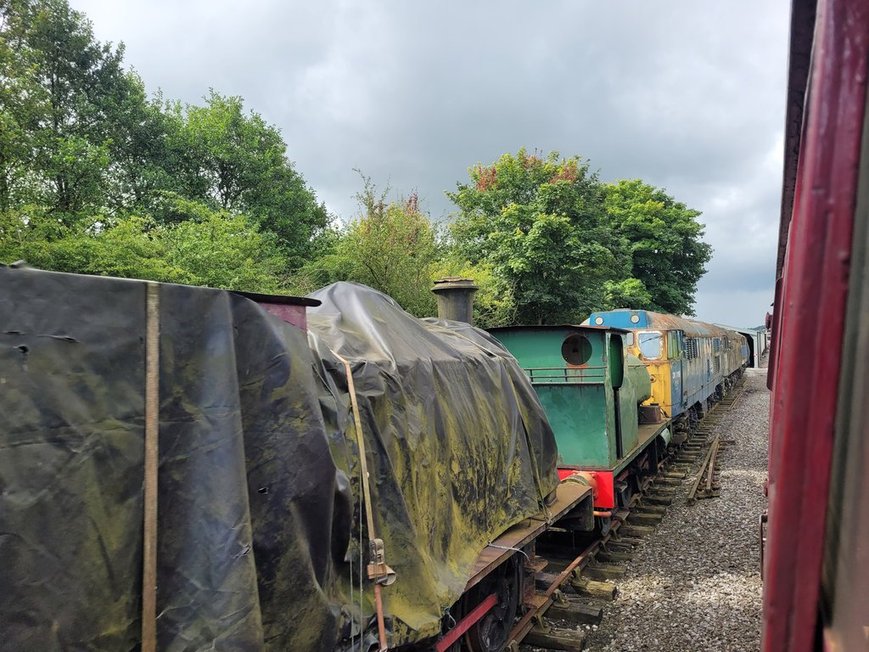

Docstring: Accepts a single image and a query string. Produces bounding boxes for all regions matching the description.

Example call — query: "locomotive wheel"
[464,556,521,652]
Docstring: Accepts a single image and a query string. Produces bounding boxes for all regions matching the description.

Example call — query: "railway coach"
[583,310,748,440]
[762,0,869,648]
[0,268,601,652]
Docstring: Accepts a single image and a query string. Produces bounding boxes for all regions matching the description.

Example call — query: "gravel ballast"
[583,367,769,652]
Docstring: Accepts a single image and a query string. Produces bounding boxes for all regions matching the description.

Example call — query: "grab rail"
[525,366,606,384]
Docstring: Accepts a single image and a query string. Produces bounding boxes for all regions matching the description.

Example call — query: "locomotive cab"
[489,325,671,511]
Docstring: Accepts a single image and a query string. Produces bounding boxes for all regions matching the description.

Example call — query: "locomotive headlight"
[649,375,656,382]
[595,317,604,325]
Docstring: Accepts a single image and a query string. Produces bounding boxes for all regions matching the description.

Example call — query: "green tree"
[0,0,142,218]
[602,277,654,310]
[0,0,42,211]
[290,225,355,293]
[0,206,289,292]
[163,210,289,291]
[106,87,185,215]
[1,0,329,272]
[166,92,329,264]
[604,179,712,315]
[342,183,439,316]
[0,208,181,279]
[449,150,625,324]
[295,178,440,316]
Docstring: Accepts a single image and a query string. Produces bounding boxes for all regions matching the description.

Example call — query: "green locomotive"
[490,325,672,511]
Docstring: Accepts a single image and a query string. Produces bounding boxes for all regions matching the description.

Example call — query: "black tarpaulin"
[0,269,558,650]
[306,283,559,645]
[0,267,349,651]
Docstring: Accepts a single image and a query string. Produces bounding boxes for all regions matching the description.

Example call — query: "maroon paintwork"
[232,290,320,331]
[763,1,869,650]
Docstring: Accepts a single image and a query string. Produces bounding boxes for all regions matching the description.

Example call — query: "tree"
[0,0,329,272]
[0,0,143,218]
[602,277,654,311]
[0,0,42,211]
[294,177,440,316]
[342,181,439,316]
[163,209,289,291]
[167,92,329,264]
[0,207,290,292]
[105,87,185,215]
[448,150,626,325]
[604,179,712,315]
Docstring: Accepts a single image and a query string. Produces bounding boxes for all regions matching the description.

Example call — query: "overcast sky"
[72,0,789,327]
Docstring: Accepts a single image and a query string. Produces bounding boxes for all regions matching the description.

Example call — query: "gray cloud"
[74,0,789,326]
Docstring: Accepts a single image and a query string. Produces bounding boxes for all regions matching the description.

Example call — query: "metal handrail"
[524,365,606,384]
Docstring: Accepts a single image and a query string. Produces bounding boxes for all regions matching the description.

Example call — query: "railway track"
[510,376,748,651]
[687,377,744,502]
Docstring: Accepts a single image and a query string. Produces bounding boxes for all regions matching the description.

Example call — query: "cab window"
[638,331,663,360]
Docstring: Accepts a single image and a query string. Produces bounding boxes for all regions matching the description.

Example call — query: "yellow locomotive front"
[623,328,677,418]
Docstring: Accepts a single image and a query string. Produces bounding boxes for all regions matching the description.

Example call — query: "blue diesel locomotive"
[584,309,749,440]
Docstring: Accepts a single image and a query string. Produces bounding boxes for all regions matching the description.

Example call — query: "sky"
[71,0,790,327]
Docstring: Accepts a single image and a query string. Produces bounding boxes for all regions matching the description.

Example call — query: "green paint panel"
[492,328,605,371]
[625,356,652,402]
[618,389,639,454]
[537,384,616,467]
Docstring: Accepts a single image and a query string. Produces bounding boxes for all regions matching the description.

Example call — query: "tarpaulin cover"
[0,268,558,650]
[306,283,559,645]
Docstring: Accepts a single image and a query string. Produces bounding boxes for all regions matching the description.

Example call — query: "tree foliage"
[449,150,624,324]
[602,277,653,310]
[0,0,327,290]
[604,179,712,316]
[447,150,711,324]
[0,0,135,216]
[164,93,329,262]
[296,178,440,316]
[0,206,288,291]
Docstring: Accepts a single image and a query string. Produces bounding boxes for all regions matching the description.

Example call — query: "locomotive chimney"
[431,277,478,325]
